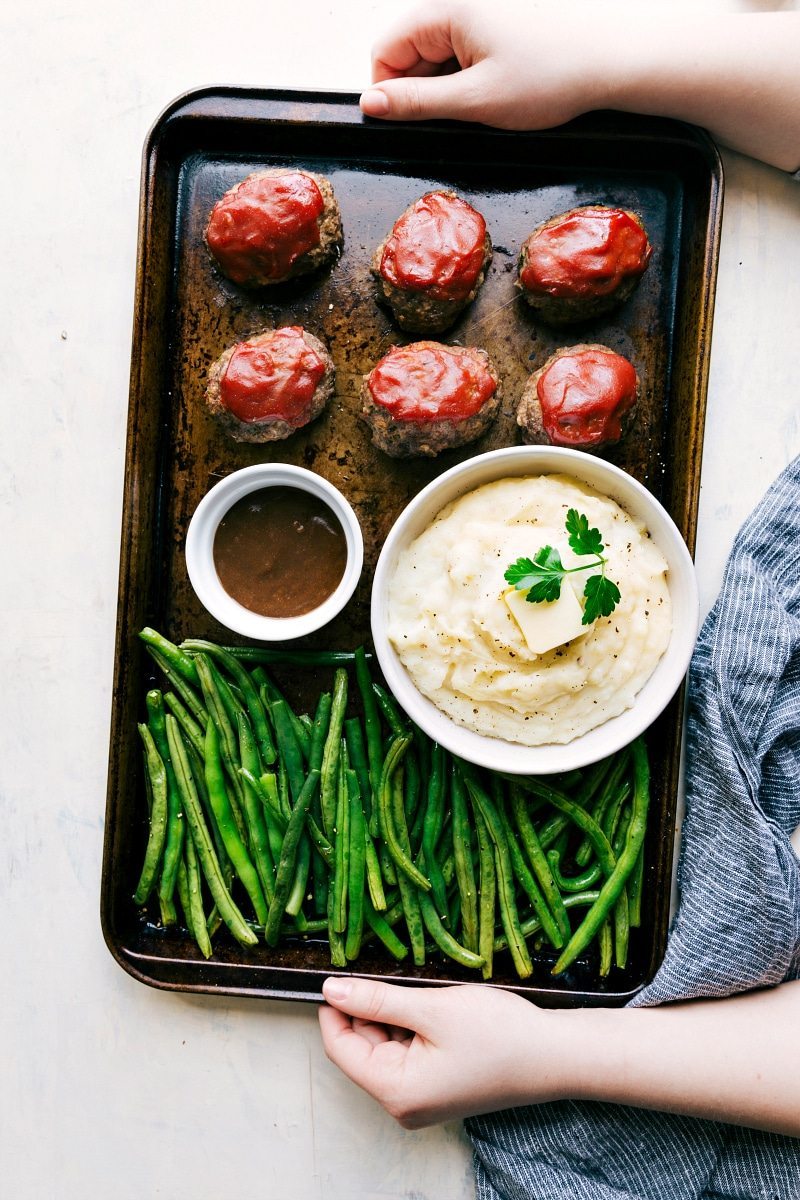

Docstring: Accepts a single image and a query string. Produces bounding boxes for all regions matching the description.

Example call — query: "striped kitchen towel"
[468,453,800,1199]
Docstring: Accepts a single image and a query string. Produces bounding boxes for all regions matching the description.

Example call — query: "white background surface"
[2,1,799,1197]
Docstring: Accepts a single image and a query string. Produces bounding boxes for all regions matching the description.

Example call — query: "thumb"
[322,976,433,1032]
[360,65,485,123]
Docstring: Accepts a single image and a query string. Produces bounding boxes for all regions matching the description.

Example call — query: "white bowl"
[371,445,699,775]
[186,464,363,641]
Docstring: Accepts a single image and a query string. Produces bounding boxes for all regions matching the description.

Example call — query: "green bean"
[531,756,611,850]
[139,628,200,687]
[417,874,484,970]
[165,716,257,947]
[276,755,291,822]
[450,763,478,953]
[602,780,632,842]
[418,745,447,918]
[310,693,333,773]
[175,852,194,938]
[270,698,306,803]
[465,778,532,979]
[379,842,397,888]
[599,921,613,976]
[133,724,168,905]
[372,682,409,736]
[448,887,462,933]
[182,638,276,766]
[517,777,617,878]
[552,739,650,975]
[575,749,631,867]
[391,767,426,966]
[546,850,602,893]
[379,735,431,891]
[327,886,347,967]
[628,844,645,928]
[509,785,571,943]
[354,647,382,838]
[364,835,387,911]
[184,831,212,959]
[344,717,372,824]
[320,669,348,838]
[186,741,232,887]
[195,655,246,822]
[222,646,367,666]
[285,834,311,918]
[364,900,409,960]
[253,669,310,761]
[473,806,496,981]
[404,749,422,833]
[494,890,601,952]
[264,769,321,946]
[345,769,367,960]
[204,719,268,925]
[298,714,314,739]
[206,657,243,729]
[147,647,208,729]
[237,711,276,907]
[146,691,184,909]
[331,756,349,933]
[498,798,564,950]
[311,849,328,917]
[163,692,205,759]
[246,769,286,830]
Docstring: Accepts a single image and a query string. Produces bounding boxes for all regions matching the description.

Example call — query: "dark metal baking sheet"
[101,88,722,1006]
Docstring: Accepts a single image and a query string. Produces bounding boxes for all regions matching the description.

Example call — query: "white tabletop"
[3,2,799,1197]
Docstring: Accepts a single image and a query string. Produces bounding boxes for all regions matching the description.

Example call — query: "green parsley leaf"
[504,547,565,604]
[582,574,621,625]
[525,575,563,604]
[566,508,604,558]
[505,510,622,626]
[504,556,537,587]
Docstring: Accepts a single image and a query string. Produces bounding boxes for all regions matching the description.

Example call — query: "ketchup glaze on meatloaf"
[205,168,342,287]
[373,192,492,333]
[361,341,500,458]
[517,205,652,323]
[517,343,639,450]
[205,326,334,443]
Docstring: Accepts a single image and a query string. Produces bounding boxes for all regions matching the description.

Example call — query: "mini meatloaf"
[361,341,500,458]
[517,343,639,450]
[372,191,492,333]
[517,205,652,324]
[205,168,342,287]
[205,326,335,443]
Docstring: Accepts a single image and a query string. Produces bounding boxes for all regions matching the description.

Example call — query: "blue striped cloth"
[468,454,800,1199]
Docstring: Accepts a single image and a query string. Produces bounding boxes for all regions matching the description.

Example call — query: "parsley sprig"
[504,509,621,627]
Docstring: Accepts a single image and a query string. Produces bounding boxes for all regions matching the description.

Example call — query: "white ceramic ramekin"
[371,445,699,775]
[186,464,363,641]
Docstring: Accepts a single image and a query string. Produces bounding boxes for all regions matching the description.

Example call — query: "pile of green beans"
[133,627,649,978]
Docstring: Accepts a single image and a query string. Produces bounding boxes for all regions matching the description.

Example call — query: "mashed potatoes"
[387,474,671,746]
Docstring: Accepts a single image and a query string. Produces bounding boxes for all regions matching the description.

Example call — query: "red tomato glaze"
[206,170,324,285]
[537,349,637,446]
[520,206,651,298]
[368,343,496,422]
[380,192,487,302]
[220,328,326,425]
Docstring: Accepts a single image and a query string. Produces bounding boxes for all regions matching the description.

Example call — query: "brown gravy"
[213,486,347,618]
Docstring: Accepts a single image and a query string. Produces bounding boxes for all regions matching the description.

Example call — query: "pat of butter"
[504,585,592,655]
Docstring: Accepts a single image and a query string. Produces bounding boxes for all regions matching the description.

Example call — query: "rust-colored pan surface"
[102,89,722,1005]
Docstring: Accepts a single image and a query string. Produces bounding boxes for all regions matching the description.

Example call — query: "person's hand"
[359,3,800,171]
[318,975,572,1128]
[359,0,610,130]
